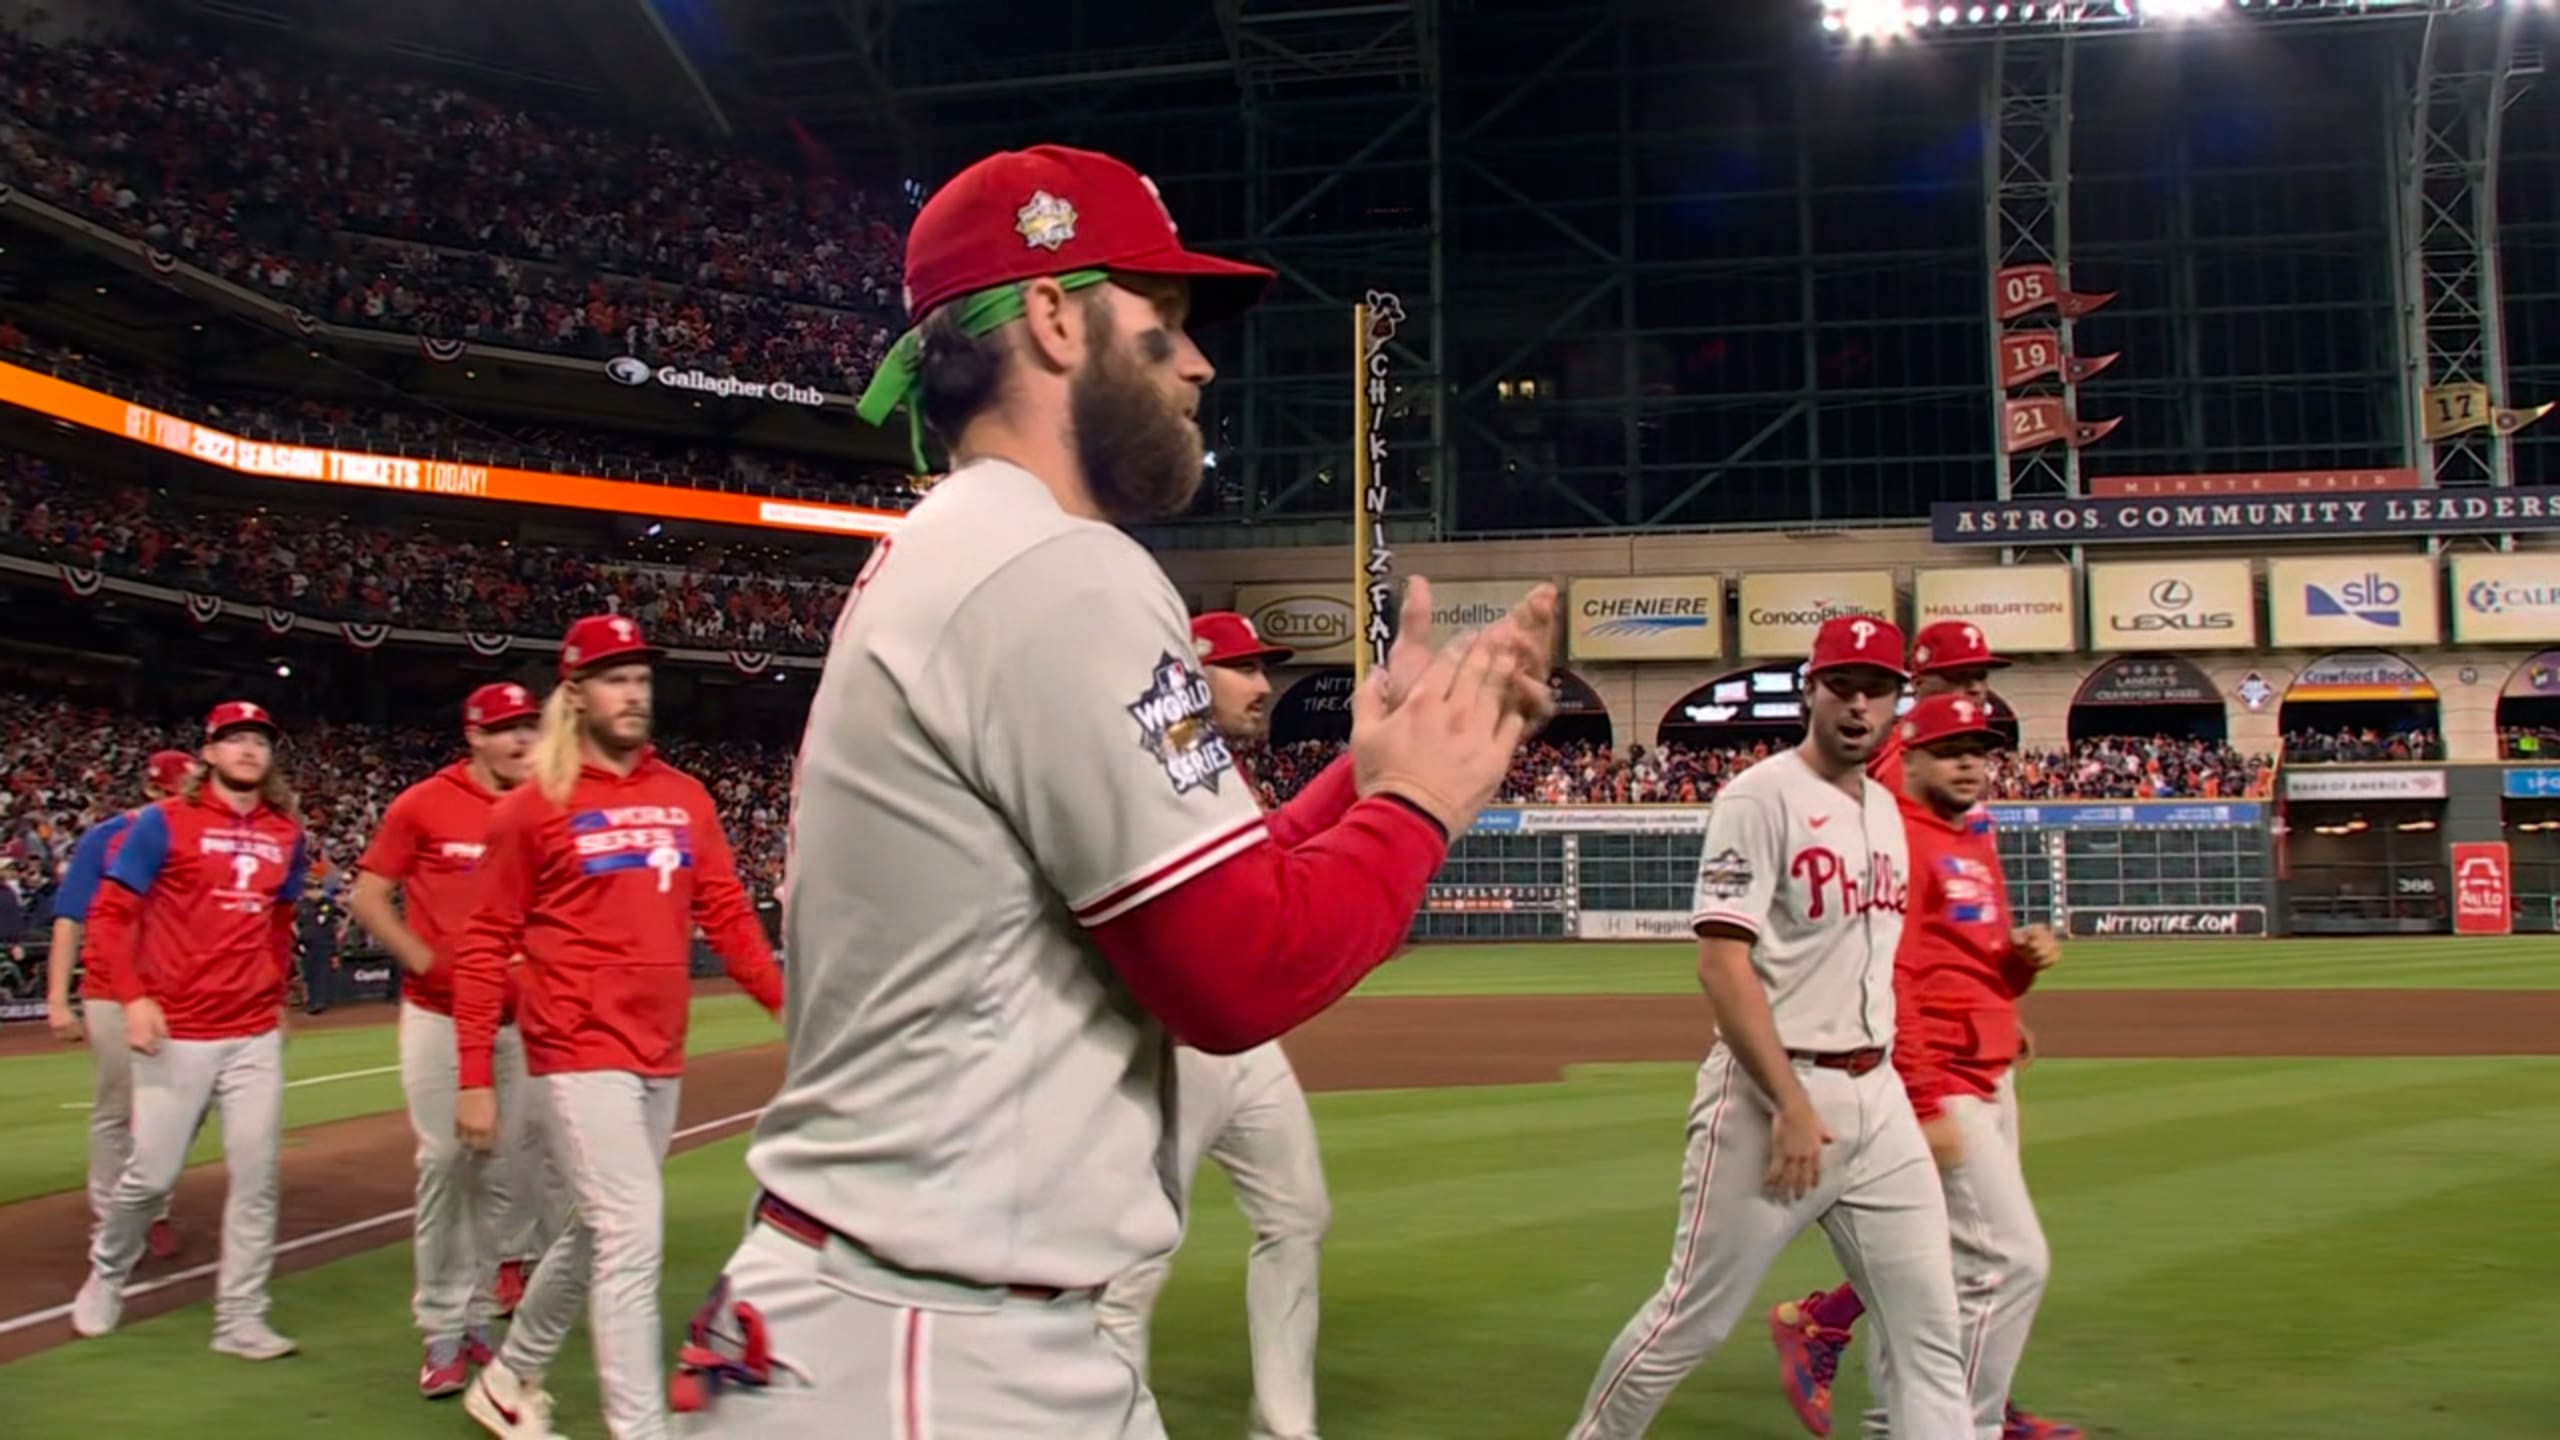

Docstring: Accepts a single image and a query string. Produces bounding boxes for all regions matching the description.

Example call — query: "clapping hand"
[1379,576,1560,735]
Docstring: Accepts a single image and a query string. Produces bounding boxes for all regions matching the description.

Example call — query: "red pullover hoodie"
[452,750,781,1087]
[87,789,309,1041]
[358,762,507,1017]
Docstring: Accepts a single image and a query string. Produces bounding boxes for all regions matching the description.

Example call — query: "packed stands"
[1,450,851,652]
[2282,728,2447,764]
[1,331,922,512]
[2506,725,2559,760]
[0,35,906,391]
[1245,734,2274,810]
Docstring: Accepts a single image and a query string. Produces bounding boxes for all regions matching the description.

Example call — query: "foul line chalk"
[55,1062,408,1109]
[0,1104,766,1337]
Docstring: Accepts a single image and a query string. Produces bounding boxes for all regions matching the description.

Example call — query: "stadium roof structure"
[1819,0,2537,43]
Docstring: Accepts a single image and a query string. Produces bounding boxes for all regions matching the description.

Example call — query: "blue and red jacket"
[53,810,140,1003]
[85,789,310,1041]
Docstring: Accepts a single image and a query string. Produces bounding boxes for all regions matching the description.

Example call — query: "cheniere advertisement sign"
[1934,489,2560,544]
[1568,575,1724,662]
[0,360,898,539]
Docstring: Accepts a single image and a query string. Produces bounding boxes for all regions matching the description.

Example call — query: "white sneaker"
[465,1358,569,1440]
[70,1274,122,1338]
[210,1320,299,1360]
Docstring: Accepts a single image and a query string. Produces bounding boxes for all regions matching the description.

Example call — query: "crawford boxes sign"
[1933,488,2560,545]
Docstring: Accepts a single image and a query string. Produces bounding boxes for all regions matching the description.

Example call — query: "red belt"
[1790,1047,1887,1077]
[753,1192,1070,1302]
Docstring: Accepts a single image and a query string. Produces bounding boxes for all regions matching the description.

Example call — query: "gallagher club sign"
[1934,487,2560,545]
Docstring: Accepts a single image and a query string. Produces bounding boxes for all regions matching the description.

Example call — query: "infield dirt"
[2,984,2550,1361]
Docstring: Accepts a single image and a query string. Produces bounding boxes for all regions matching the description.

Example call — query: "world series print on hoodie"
[451,750,781,1089]
[83,790,310,1040]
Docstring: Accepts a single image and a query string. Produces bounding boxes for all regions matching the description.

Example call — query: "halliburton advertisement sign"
[1913,566,2076,654]
[2452,842,2513,936]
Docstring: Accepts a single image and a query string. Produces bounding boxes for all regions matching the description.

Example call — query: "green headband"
[855,268,1112,474]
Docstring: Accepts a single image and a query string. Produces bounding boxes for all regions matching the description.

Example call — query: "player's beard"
[583,708,651,757]
[1070,320,1204,523]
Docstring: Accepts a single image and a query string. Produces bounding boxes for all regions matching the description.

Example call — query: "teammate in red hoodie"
[70,701,309,1363]
[451,616,783,1440]
[349,681,568,1399]
[1770,691,2078,1440]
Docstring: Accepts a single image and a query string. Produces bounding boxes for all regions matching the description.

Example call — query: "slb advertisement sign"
[2450,554,2560,644]
[2453,842,2513,936]
[1913,566,2075,654]
[2086,560,2257,651]
[1737,571,1896,658]
[1231,583,1356,665]
[1568,575,1724,662]
[2267,555,2440,649]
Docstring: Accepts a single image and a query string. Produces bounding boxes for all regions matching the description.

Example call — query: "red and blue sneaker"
[2003,1402,2084,1440]
[1769,1293,1856,1437]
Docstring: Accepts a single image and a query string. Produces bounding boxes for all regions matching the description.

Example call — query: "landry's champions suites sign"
[1934,488,2560,544]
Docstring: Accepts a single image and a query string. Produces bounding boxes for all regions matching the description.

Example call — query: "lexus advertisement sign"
[2066,907,2269,938]
[2086,559,2258,651]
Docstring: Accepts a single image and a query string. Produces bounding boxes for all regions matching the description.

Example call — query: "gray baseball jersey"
[1688,748,1908,1053]
[748,457,1271,1291]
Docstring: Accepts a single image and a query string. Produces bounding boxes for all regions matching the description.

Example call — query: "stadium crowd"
[1243,733,2274,810]
[2282,727,2447,764]
[0,34,905,390]
[0,329,922,513]
[1,451,851,652]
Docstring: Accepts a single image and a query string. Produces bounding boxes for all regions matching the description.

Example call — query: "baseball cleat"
[210,1319,299,1361]
[146,1219,180,1260]
[2002,1402,2084,1440]
[494,1259,529,1319]
[467,1357,569,1440]
[70,1274,124,1338]
[1769,1292,1855,1437]
[465,1327,495,1369]
[421,1339,470,1399]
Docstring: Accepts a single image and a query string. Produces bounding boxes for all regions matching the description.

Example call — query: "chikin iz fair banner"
[0,360,900,539]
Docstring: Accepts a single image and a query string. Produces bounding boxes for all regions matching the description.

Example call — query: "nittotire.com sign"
[2066,907,2268,938]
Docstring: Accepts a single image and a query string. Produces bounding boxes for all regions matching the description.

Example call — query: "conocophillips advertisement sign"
[1231,583,1356,665]
[1736,571,1896,658]
[2267,554,2441,649]
[1568,575,1724,662]
[1912,566,2075,654]
[2086,560,2257,651]
[2451,554,2560,644]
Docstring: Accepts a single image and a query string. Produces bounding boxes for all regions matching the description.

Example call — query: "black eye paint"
[1137,328,1175,364]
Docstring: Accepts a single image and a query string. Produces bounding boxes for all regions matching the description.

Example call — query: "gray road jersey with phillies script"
[1689,748,1908,1053]
[746,458,1272,1292]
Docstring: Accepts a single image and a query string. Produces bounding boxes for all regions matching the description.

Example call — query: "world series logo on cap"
[1017,190,1077,251]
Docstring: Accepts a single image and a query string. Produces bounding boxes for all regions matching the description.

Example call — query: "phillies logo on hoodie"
[569,805,695,892]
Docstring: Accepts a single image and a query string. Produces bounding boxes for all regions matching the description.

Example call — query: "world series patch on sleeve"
[1126,653,1234,796]
[1697,847,1753,901]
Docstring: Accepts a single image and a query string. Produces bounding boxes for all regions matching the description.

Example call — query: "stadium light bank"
[1816,0,2548,44]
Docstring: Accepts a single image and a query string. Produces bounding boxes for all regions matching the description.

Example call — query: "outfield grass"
[8,1055,2554,1438]
[1356,935,2560,997]
[0,997,780,1206]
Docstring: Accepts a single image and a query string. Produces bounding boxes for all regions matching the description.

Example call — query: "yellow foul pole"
[1351,300,1377,689]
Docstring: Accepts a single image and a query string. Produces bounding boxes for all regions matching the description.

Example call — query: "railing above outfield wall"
[1412,800,2277,943]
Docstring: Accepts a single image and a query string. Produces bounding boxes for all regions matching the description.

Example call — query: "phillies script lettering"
[1791,847,1908,921]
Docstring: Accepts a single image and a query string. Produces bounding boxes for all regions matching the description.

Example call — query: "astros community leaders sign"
[1933,487,2560,544]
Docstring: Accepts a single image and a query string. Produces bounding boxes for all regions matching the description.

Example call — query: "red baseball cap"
[1910,620,2011,675]
[145,750,198,793]
[1806,615,1909,679]
[558,614,662,679]
[1190,611,1293,667]
[857,146,1275,452]
[900,145,1273,329]
[1897,692,2005,751]
[205,700,281,741]
[464,681,540,730]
